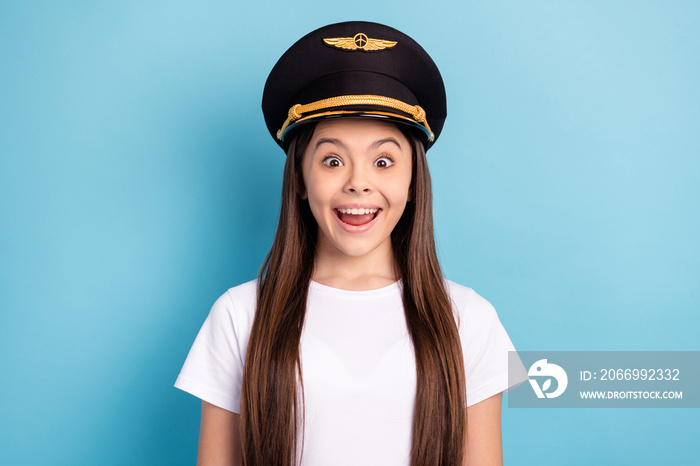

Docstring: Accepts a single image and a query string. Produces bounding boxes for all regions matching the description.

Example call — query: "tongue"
[339,212,375,226]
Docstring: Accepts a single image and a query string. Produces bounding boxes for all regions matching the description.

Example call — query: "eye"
[374,156,394,169]
[322,156,343,168]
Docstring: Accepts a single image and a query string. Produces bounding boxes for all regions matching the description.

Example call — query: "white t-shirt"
[175,279,528,465]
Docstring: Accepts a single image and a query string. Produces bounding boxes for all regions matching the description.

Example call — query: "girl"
[175,21,528,466]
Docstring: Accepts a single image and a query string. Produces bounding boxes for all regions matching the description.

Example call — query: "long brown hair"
[240,123,466,465]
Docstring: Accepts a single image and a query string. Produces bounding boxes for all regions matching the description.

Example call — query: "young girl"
[175,21,528,466]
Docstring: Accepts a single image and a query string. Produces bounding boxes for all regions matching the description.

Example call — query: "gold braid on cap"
[276,94,433,141]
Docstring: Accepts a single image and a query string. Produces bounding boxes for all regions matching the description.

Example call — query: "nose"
[344,163,372,194]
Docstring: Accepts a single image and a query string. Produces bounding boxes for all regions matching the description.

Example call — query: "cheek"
[304,179,335,216]
[386,173,413,205]
[306,187,322,210]
[304,189,326,228]
[304,168,343,204]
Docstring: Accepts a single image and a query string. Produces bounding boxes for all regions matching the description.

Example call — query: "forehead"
[309,118,410,148]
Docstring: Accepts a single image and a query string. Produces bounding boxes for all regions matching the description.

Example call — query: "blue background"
[1,1,698,464]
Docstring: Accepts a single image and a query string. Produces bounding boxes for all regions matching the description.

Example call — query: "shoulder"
[223,279,258,306]
[444,279,524,405]
[208,279,258,333]
[443,278,500,329]
[175,280,259,413]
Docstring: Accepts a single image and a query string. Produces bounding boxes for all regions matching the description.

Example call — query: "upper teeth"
[337,208,378,215]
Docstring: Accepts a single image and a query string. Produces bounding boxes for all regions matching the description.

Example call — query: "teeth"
[337,208,378,215]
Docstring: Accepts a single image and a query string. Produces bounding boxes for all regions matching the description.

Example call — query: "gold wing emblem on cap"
[323,33,397,51]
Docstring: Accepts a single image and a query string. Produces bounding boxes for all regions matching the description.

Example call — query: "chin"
[338,246,379,258]
[330,236,391,259]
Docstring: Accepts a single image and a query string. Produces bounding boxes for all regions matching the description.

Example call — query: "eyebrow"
[314,138,348,152]
[368,137,403,151]
[313,137,402,152]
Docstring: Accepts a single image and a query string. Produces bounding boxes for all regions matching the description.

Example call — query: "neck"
[311,239,398,291]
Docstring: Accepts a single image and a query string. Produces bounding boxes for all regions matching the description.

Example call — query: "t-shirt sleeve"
[454,285,529,407]
[174,285,254,414]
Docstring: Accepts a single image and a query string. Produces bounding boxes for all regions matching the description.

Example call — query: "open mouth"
[334,207,381,226]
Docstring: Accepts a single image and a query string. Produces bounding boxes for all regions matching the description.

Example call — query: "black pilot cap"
[262,21,447,152]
